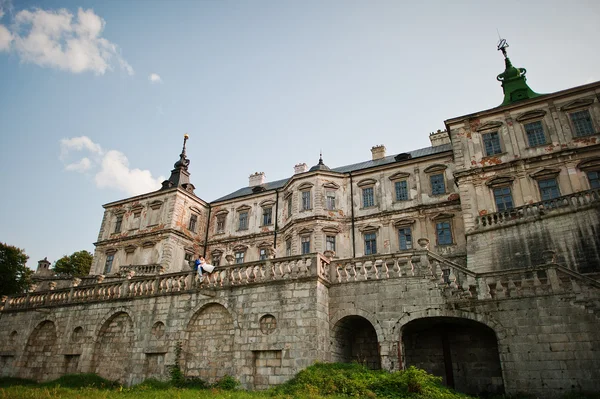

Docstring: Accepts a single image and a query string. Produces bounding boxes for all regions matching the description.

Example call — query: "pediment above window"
[323,181,340,190]
[393,218,416,227]
[215,209,229,216]
[124,245,136,254]
[189,206,203,214]
[577,157,600,171]
[142,241,156,248]
[233,244,248,252]
[358,224,379,232]
[149,200,163,210]
[389,171,411,181]
[298,228,313,235]
[357,178,377,188]
[283,191,292,199]
[298,182,314,191]
[432,213,454,221]
[476,121,503,132]
[113,208,126,216]
[184,246,195,255]
[485,175,515,187]
[130,204,144,212]
[105,249,117,255]
[560,98,594,111]
[516,110,547,122]
[258,241,274,248]
[211,248,224,256]
[259,199,276,207]
[322,226,341,234]
[530,168,561,180]
[236,205,251,212]
[424,164,447,174]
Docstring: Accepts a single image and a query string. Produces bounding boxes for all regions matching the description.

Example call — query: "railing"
[118,264,163,276]
[475,188,600,228]
[0,254,331,311]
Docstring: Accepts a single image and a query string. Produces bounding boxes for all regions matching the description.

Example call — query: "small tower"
[309,151,331,172]
[161,134,195,193]
[35,257,52,276]
[496,39,541,106]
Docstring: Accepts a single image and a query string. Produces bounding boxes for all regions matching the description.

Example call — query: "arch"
[400,315,504,396]
[330,307,385,343]
[93,307,137,339]
[21,320,59,381]
[92,311,134,383]
[184,303,235,382]
[331,315,380,369]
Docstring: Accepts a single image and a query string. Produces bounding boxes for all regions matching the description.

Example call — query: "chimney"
[294,163,308,174]
[36,257,52,276]
[249,172,266,187]
[371,145,386,160]
[429,129,451,147]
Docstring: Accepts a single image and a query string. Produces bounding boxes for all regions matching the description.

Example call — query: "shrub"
[40,373,119,389]
[132,378,171,390]
[213,375,240,390]
[0,377,37,388]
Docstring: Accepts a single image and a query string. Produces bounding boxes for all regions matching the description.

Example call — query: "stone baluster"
[494,279,506,299]
[520,274,533,296]
[532,271,543,295]
[476,277,492,300]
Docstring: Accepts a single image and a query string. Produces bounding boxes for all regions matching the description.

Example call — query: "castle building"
[2,43,600,397]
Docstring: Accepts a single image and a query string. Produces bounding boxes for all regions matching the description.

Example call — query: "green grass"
[0,365,599,399]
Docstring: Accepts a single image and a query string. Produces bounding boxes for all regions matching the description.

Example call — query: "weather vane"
[497,37,509,58]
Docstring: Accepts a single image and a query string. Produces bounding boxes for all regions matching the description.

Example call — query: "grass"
[0,365,599,399]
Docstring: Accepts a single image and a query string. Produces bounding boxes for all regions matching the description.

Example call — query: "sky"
[0,0,599,269]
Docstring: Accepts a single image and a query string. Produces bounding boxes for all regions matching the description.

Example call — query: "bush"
[132,378,171,390]
[40,373,119,389]
[181,377,209,389]
[0,377,37,388]
[213,375,240,390]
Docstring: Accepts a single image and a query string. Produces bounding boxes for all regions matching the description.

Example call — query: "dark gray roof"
[212,143,452,203]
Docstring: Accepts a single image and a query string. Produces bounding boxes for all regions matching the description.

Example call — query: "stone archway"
[184,303,235,382]
[92,312,134,383]
[21,320,59,381]
[401,317,504,395]
[331,315,380,369]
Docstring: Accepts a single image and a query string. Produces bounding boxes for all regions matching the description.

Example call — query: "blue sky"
[1,0,599,269]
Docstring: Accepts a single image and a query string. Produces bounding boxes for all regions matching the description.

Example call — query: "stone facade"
[2,52,600,398]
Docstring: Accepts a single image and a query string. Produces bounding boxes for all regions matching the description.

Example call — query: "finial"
[318,150,324,165]
[497,37,509,59]
[182,133,189,156]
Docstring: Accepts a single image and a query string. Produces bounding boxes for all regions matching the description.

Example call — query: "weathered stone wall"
[467,206,600,273]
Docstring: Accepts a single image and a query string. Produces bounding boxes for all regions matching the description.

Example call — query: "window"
[235,251,245,264]
[216,214,226,233]
[436,221,453,245]
[493,186,514,211]
[301,236,310,254]
[259,248,268,260]
[188,214,197,232]
[326,235,336,252]
[114,215,123,233]
[483,131,502,156]
[238,211,248,230]
[398,228,412,250]
[364,233,377,255]
[395,181,409,201]
[538,178,561,201]
[103,254,114,274]
[262,207,272,226]
[362,187,375,207]
[326,191,336,210]
[132,212,141,229]
[301,191,311,210]
[286,239,292,256]
[212,254,221,267]
[430,174,446,195]
[587,171,600,189]
[570,110,595,137]
[524,121,546,147]
[184,253,193,262]
[287,196,292,217]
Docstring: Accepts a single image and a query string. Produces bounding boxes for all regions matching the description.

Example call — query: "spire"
[496,38,541,106]
[309,151,331,172]
[161,134,195,193]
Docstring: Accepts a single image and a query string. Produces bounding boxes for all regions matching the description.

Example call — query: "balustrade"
[475,188,600,228]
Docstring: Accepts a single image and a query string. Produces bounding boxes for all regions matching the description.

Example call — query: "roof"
[212,143,452,203]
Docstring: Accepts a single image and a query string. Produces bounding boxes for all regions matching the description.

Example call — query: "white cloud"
[95,150,163,195]
[0,24,10,51]
[4,7,133,75]
[60,136,163,196]
[65,157,91,172]
[149,73,162,83]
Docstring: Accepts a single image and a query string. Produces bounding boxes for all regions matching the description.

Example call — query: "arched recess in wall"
[184,303,234,383]
[20,320,59,381]
[92,312,134,384]
[331,315,380,370]
[401,316,504,396]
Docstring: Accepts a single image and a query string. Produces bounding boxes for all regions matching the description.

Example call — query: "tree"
[0,242,32,296]
[53,250,94,276]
